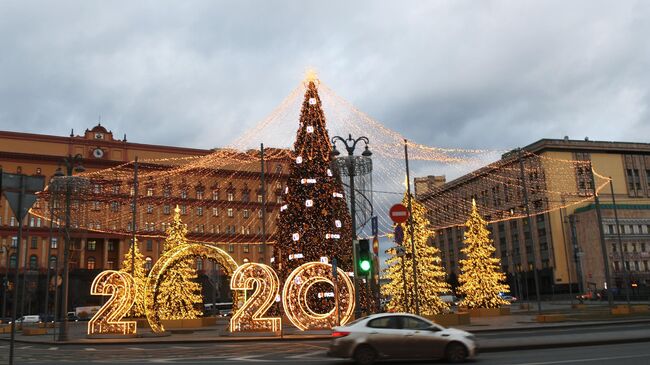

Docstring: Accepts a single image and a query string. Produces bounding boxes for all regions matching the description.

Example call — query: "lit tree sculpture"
[271,75,356,313]
[119,238,147,317]
[382,192,450,315]
[157,206,203,320]
[457,200,510,309]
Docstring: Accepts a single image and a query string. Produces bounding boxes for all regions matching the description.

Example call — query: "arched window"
[196,258,203,271]
[49,256,57,270]
[9,254,17,269]
[145,257,152,271]
[29,255,38,270]
[87,257,96,270]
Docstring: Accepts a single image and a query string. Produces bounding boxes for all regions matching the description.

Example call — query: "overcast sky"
[1,0,648,152]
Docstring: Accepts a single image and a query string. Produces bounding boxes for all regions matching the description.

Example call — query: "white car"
[328,313,477,364]
[16,315,41,324]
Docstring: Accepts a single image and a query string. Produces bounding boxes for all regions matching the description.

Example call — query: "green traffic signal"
[359,259,371,272]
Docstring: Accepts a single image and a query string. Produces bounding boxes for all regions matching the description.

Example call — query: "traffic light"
[357,239,372,276]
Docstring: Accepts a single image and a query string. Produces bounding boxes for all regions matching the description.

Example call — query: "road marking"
[18,345,33,349]
[127,347,145,350]
[227,354,272,362]
[48,347,59,350]
[510,353,650,365]
[287,350,327,359]
[85,347,97,351]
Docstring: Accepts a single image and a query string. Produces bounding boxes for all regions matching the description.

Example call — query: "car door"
[399,316,449,359]
[364,316,404,358]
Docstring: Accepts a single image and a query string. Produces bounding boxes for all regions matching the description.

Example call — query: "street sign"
[371,216,378,236]
[395,246,406,257]
[1,173,45,220]
[389,204,409,224]
[394,224,404,245]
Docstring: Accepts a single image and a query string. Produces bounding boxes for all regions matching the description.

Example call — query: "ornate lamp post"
[331,134,371,318]
[53,154,85,342]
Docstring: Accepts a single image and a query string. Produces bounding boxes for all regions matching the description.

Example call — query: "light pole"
[331,134,371,319]
[53,154,85,342]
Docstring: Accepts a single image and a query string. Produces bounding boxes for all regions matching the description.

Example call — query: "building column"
[79,238,86,269]
[102,240,109,269]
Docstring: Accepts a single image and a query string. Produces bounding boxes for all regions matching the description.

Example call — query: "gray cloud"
[1,0,649,152]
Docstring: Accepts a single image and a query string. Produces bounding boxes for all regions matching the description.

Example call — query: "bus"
[204,302,233,317]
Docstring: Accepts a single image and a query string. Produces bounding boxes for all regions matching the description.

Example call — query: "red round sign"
[389,204,409,224]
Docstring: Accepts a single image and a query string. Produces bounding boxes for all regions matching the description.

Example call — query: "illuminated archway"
[144,242,238,333]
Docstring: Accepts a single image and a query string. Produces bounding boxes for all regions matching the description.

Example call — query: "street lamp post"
[53,154,85,342]
[331,134,371,319]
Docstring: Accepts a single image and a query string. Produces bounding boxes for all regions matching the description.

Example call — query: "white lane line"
[508,353,650,365]
[17,345,33,350]
[226,354,272,362]
[127,347,145,350]
[85,347,97,351]
[48,346,59,350]
[287,350,328,359]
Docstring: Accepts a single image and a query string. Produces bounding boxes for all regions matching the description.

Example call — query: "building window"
[9,254,17,269]
[146,240,153,251]
[11,237,18,248]
[51,238,58,249]
[257,210,263,218]
[87,257,96,270]
[243,244,250,253]
[29,255,38,270]
[227,208,234,217]
[10,217,15,226]
[112,185,120,194]
[108,241,115,251]
[196,258,203,271]
[49,256,57,270]
[30,237,38,249]
[258,245,265,253]
[227,192,234,201]
[197,207,204,216]
[180,205,187,215]
[243,209,250,218]
[163,205,171,215]
[93,184,102,194]
[257,194,263,203]
[180,189,188,199]
[146,205,154,214]
[145,257,153,271]
[212,207,219,217]
[228,244,235,253]
[242,191,250,202]
[87,240,97,251]
[163,186,171,198]
[111,201,120,212]
[147,187,154,197]
[196,190,204,200]
[212,190,219,200]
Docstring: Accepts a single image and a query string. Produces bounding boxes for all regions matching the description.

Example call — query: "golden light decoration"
[282,262,355,331]
[229,263,281,332]
[88,270,137,336]
[144,242,238,333]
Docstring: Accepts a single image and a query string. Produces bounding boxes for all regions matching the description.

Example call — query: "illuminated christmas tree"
[382,193,450,315]
[457,200,510,309]
[157,206,203,320]
[271,75,356,313]
[119,238,147,317]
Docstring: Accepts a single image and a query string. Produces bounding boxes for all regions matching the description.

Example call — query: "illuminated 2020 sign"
[88,243,355,336]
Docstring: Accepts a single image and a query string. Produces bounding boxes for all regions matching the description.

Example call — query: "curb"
[461,318,650,334]
[479,336,650,353]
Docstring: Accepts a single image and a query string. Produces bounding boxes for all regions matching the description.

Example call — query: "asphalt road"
[1,324,649,364]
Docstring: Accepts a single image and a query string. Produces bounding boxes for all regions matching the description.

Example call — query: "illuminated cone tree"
[457,200,510,309]
[271,76,356,313]
[119,238,147,317]
[382,193,450,315]
[157,206,203,320]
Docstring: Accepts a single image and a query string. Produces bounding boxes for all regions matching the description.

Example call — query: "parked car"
[66,312,80,322]
[441,294,460,306]
[499,293,517,302]
[16,315,41,324]
[328,313,477,364]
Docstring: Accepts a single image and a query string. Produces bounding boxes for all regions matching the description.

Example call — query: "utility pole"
[404,140,420,316]
[517,148,542,314]
[131,157,139,284]
[8,175,24,365]
[559,200,574,305]
[609,177,630,306]
[588,165,614,308]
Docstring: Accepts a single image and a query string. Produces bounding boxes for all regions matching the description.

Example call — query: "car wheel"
[445,342,467,363]
[353,345,377,365]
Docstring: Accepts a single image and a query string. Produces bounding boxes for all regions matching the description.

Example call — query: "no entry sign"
[389,204,409,224]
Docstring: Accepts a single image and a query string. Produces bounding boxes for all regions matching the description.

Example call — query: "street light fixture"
[331,134,371,319]
[53,154,85,342]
